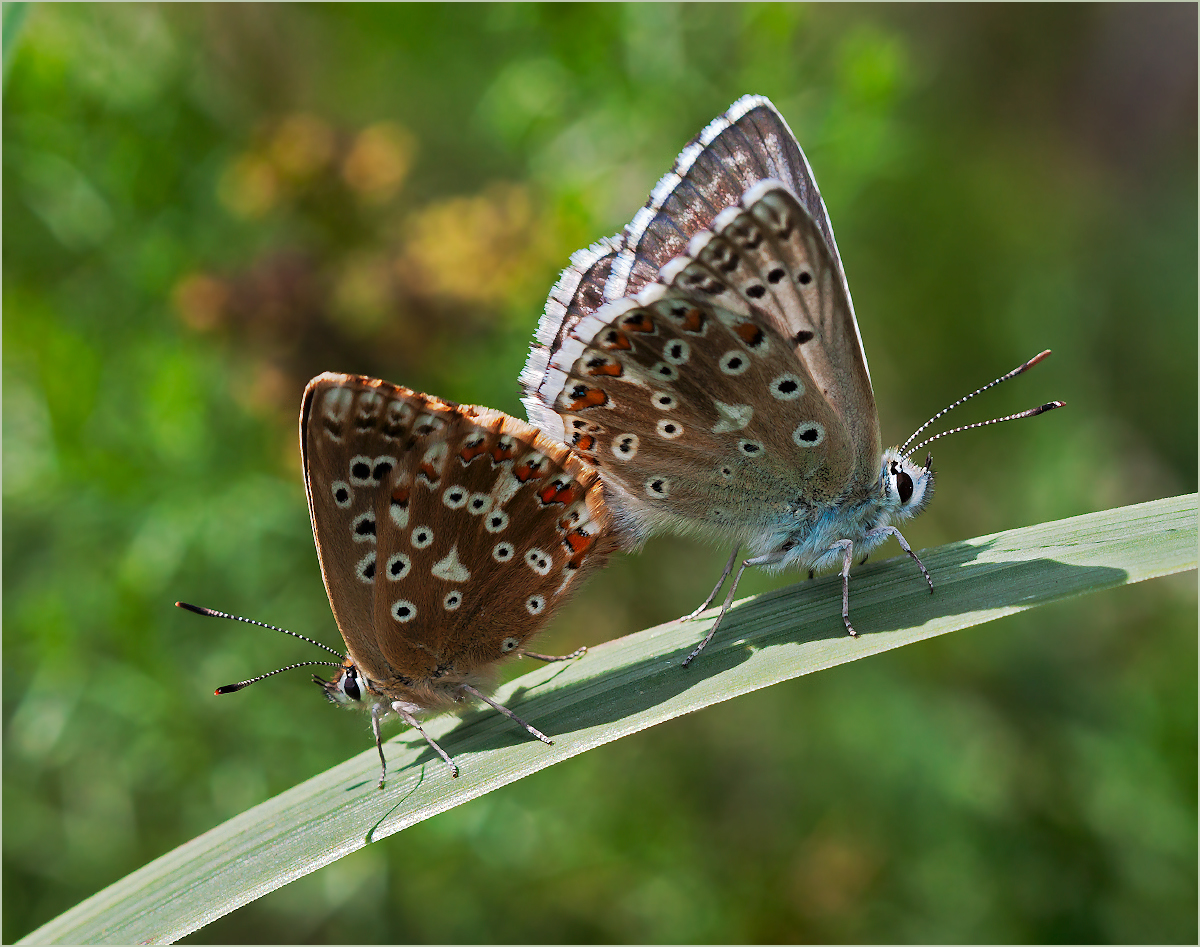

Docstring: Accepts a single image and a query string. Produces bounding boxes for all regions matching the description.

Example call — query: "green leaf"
[21,494,1197,945]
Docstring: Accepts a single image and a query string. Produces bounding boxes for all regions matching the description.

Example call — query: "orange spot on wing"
[678,307,705,332]
[735,322,765,347]
[622,311,654,333]
[490,441,516,464]
[586,360,623,377]
[418,463,440,484]
[574,434,596,452]
[566,385,608,411]
[564,531,592,554]
[563,531,595,570]
[459,441,488,463]
[538,480,583,506]
[391,486,410,506]
[599,330,632,351]
[514,460,548,482]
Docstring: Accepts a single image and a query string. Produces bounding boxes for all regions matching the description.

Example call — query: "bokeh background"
[4,3,1196,943]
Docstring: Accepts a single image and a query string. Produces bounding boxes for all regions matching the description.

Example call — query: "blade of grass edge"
[20,494,1198,945]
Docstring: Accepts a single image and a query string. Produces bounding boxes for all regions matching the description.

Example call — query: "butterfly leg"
[522,647,587,662]
[391,702,460,780]
[681,544,741,621]
[461,683,553,746]
[681,551,776,668]
[865,525,933,592]
[370,704,390,789]
[831,539,859,637]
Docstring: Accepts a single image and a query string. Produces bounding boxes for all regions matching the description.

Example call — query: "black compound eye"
[896,469,914,504]
[342,668,361,701]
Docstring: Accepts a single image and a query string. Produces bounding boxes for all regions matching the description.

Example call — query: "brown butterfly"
[182,373,619,786]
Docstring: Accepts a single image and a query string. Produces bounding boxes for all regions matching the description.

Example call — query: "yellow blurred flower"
[398,183,551,306]
[268,113,336,181]
[342,121,415,205]
[217,153,279,220]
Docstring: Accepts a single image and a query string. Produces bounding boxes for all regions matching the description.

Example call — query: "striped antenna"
[175,601,347,695]
[900,350,1062,458]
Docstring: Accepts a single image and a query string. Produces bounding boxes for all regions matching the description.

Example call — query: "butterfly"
[520,94,1062,666]
[182,373,618,786]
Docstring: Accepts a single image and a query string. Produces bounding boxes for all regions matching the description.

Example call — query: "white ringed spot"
[390,600,416,623]
[663,339,691,365]
[769,374,804,401]
[443,590,463,611]
[410,525,434,549]
[524,595,545,616]
[649,361,679,382]
[355,552,376,584]
[351,511,376,543]
[386,553,411,580]
[656,418,683,439]
[492,541,515,563]
[645,476,671,498]
[442,486,468,509]
[738,439,765,457]
[651,391,677,411]
[467,492,491,515]
[525,548,552,576]
[348,455,374,487]
[331,481,353,508]
[793,422,826,447]
[719,351,750,375]
[485,509,508,533]
[612,434,639,460]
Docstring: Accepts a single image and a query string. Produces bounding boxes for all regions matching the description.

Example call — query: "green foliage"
[5,5,1196,944]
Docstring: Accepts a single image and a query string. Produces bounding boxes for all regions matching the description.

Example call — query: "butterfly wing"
[301,374,615,704]
[522,94,872,436]
[521,178,881,547]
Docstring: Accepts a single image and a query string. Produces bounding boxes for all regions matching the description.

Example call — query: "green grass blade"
[20,494,1197,945]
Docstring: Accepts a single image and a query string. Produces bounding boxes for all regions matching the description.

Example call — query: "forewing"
[302,374,616,695]
[523,94,869,434]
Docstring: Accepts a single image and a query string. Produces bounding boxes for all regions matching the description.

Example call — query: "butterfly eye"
[895,468,914,504]
[341,667,362,702]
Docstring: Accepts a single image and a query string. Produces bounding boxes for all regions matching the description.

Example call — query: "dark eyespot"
[797,271,813,286]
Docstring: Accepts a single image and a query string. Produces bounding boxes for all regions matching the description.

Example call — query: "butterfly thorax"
[317,657,491,717]
[753,447,934,575]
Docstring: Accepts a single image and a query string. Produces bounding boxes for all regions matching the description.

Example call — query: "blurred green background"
[4,3,1196,943]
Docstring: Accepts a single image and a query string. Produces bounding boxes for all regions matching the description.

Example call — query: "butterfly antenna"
[175,601,346,659]
[215,661,347,695]
[904,401,1065,458]
[900,350,1059,456]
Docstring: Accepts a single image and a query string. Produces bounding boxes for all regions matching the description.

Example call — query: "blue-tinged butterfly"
[520,95,1062,665]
